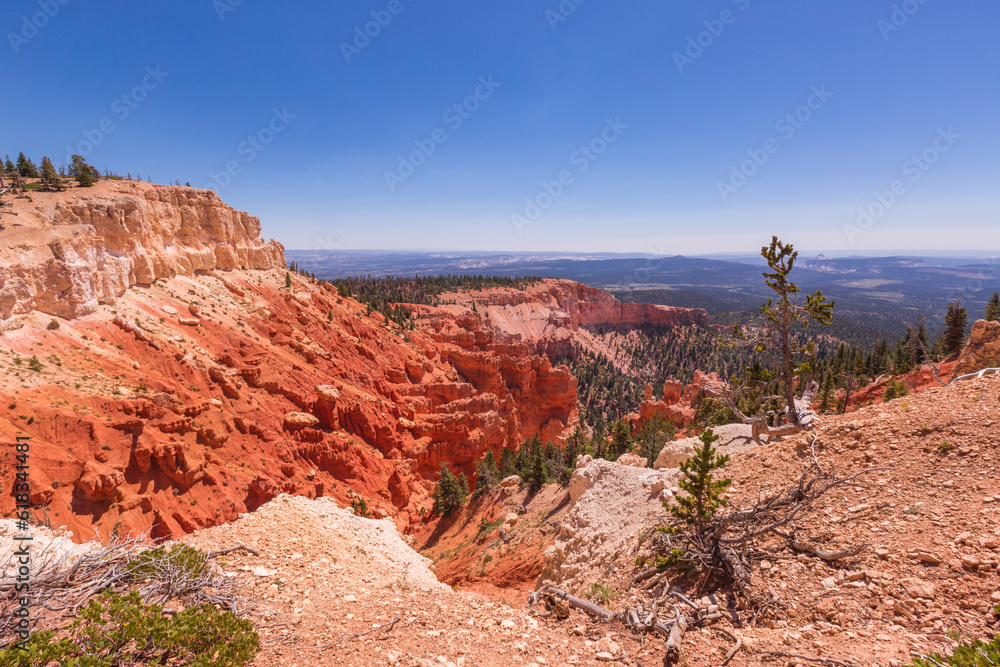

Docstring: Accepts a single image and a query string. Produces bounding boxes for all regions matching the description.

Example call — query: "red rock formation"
[436,279,707,360]
[0,185,719,546]
[630,371,722,430]
[953,319,1000,377]
[0,186,584,543]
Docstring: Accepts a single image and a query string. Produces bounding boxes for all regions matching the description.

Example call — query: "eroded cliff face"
[436,279,707,361]
[0,185,717,544]
[0,181,284,322]
[0,265,577,543]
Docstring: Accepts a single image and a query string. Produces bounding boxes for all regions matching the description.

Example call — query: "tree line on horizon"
[0,152,105,192]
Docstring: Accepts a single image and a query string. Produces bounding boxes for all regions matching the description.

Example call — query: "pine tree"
[668,428,731,528]
[740,237,835,424]
[16,153,39,178]
[39,157,61,190]
[284,272,292,289]
[472,450,500,498]
[818,372,835,413]
[4,156,14,175]
[636,418,674,468]
[564,427,587,469]
[607,421,632,460]
[431,463,467,517]
[986,293,1000,322]
[498,446,517,479]
[69,154,98,187]
[942,299,969,357]
[521,434,547,493]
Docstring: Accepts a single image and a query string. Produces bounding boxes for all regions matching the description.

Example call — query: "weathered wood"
[663,612,687,666]
[762,652,857,667]
[207,544,261,558]
[538,586,614,622]
[715,627,743,666]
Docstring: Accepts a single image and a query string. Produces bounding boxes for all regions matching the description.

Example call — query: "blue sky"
[3,0,998,254]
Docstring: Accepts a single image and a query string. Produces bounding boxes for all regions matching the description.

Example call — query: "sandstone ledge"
[0,180,284,320]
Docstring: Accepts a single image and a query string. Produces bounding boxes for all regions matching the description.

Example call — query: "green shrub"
[586,583,617,605]
[909,634,1000,666]
[0,590,258,666]
[350,497,370,518]
[883,379,909,401]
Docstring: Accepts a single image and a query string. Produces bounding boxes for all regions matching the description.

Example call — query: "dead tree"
[703,379,819,445]
[641,462,878,607]
[528,585,692,666]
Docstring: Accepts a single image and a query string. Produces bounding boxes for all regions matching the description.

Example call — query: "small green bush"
[350,497,370,518]
[0,590,258,667]
[909,634,1000,666]
[586,583,617,605]
[883,379,909,401]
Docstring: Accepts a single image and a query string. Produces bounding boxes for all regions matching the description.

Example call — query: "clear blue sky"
[3,0,998,254]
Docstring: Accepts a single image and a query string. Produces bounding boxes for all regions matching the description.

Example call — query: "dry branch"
[307,616,402,648]
[791,540,869,562]
[207,544,260,558]
[703,380,818,445]
[1,532,254,647]
[663,608,687,665]
[714,627,743,666]
[646,461,882,607]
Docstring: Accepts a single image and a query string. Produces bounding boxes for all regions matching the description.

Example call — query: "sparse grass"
[586,583,617,605]
[476,516,504,540]
[938,439,954,453]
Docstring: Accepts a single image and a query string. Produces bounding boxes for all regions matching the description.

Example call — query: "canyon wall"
[0,183,714,544]
[0,183,583,542]
[0,181,285,322]
[438,279,707,360]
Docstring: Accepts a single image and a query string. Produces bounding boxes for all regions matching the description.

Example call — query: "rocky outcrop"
[953,319,1000,377]
[436,279,706,360]
[629,371,722,430]
[0,259,581,542]
[0,181,284,321]
[539,456,678,595]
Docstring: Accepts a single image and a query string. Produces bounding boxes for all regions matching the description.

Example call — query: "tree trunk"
[782,308,797,424]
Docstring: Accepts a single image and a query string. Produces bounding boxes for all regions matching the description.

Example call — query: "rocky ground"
[169,373,999,667]
[527,374,1000,666]
[182,494,658,667]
